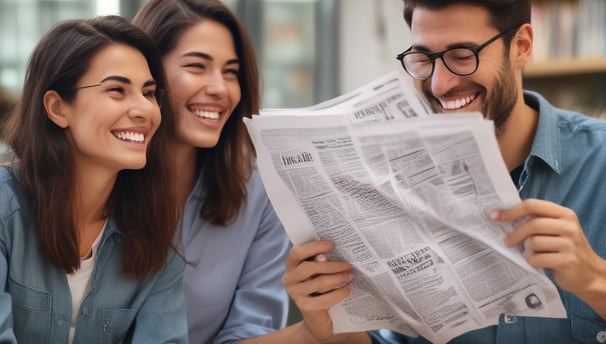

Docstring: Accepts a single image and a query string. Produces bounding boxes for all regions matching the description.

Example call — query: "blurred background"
[0,0,411,110]
[0,0,604,116]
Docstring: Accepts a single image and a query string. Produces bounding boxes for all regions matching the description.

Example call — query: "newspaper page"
[244,71,567,344]
[259,70,431,120]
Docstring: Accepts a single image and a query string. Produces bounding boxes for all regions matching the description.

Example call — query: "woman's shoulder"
[0,166,22,203]
[245,163,271,201]
[0,165,14,181]
[0,166,31,225]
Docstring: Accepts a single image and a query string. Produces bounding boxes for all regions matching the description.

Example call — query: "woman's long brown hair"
[134,0,258,226]
[2,15,178,280]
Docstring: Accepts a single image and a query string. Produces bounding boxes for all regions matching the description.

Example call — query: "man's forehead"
[409,5,493,47]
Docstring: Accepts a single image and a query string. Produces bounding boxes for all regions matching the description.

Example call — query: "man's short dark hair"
[403,0,531,45]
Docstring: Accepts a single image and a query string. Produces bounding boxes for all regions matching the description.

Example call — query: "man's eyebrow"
[411,40,482,52]
[182,51,240,66]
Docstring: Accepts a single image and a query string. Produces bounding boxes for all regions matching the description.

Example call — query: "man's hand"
[492,199,606,319]
[283,240,371,343]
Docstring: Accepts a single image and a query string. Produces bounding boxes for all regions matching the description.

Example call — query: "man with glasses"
[282,1,606,343]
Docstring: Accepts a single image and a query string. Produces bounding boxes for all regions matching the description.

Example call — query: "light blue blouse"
[181,165,291,343]
[370,92,606,343]
[0,167,188,344]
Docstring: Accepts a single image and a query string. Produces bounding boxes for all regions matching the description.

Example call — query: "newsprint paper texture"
[244,70,566,344]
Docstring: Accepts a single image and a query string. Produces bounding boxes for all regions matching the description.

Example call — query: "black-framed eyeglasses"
[396,26,519,80]
[72,83,103,90]
[54,83,104,93]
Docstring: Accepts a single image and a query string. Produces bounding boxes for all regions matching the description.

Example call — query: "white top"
[67,221,106,343]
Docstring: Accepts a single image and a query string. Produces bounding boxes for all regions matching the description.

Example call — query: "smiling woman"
[45,44,162,171]
[0,15,187,344]
[133,1,295,342]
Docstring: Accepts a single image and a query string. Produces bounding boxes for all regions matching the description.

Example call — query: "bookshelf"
[523,0,606,119]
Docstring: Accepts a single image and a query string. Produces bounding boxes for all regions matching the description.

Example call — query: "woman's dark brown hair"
[2,15,178,280]
[133,0,259,226]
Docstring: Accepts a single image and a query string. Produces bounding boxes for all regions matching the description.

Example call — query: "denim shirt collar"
[523,90,561,175]
[103,217,122,240]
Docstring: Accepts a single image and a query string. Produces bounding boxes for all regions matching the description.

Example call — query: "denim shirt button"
[504,315,517,324]
[57,318,65,326]
[596,331,606,343]
[82,307,90,315]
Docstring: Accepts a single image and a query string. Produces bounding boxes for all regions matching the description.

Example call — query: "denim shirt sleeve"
[128,250,188,344]
[0,175,18,344]
[0,220,17,343]
[370,330,409,344]
[215,198,291,343]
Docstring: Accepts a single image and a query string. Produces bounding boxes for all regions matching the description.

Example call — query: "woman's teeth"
[192,109,220,120]
[114,131,144,143]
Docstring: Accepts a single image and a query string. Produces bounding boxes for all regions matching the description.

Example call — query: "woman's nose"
[204,71,228,97]
[127,94,159,122]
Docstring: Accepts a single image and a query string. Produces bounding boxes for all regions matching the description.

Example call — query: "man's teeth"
[441,96,474,110]
[192,109,220,120]
[115,131,144,143]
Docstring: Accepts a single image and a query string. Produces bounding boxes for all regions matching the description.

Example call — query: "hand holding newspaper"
[244,71,566,344]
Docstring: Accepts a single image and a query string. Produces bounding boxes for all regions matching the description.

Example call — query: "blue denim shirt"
[370,91,606,344]
[0,167,188,344]
[181,166,290,343]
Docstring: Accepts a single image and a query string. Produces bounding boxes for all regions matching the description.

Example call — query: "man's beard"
[487,62,517,137]
[422,62,517,138]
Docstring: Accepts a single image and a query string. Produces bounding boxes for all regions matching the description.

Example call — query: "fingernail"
[489,210,499,220]
[316,254,327,262]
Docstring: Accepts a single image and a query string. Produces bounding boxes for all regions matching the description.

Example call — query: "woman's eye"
[143,90,157,99]
[184,63,205,71]
[224,69,239,79]
[107,86,125,95]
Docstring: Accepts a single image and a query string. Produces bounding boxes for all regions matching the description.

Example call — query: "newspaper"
[244,71,567,344]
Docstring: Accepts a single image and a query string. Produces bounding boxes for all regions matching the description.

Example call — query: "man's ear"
[512,23,533,67]
[43,90,69,128]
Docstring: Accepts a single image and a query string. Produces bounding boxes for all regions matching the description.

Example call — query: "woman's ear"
[43,90,69,128]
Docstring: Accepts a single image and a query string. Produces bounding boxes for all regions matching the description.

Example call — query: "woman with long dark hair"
[133,1,299,342]
[0,15,187,343]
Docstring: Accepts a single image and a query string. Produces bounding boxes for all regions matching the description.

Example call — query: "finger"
[296,286,352,313]
[504,217,560,246]
[286,270,351,299]
[492,199,573,223]
[286,240,334,270]
[505,217,578,247]
[523,234,572,254]
[310,270,353,296]
[283,260,352,287]
[525,252,574,270]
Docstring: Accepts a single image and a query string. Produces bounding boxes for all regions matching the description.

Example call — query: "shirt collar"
[104,217,121,236]
[523,90,561,175]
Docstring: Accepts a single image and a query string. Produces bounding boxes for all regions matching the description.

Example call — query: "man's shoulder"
[527,89,606,135]
[555,108,606,136]
[525,91,604,125]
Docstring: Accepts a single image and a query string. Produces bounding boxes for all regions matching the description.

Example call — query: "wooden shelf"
[524,58,606,78]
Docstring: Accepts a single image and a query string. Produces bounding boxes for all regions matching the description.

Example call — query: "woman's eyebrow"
[99,75,131,84]
[98,75,156,88]
[182,51,239,66]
